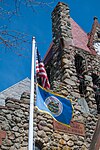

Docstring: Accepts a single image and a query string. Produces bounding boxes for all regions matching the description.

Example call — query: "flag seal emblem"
[45,96,63,116]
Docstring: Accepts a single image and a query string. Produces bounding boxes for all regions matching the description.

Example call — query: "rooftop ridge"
[0,77,30,94]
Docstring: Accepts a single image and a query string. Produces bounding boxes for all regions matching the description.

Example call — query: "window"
[33,140,43,150]
[75,54,86,95]
[97,32,100,39]
[92,73,100,114]
[75,54,84,74]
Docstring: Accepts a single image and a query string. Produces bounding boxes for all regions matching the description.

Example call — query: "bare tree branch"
[0,0,57,56]
[0,26,31,57]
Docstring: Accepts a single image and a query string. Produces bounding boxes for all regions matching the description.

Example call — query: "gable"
[0,77,31,106]
[70,18,91,53]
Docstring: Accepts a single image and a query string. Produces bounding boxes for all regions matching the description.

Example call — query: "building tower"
[44,2,100,149]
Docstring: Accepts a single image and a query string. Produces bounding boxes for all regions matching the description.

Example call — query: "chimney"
[87,17,99,49]
[52,2,73,46]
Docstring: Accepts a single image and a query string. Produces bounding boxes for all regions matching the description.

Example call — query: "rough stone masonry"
[0,92,98,150]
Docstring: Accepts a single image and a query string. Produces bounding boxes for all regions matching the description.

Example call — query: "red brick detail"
[0,130,6,145]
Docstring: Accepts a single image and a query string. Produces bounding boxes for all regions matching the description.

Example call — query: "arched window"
[75,54,84,74]
[75,54,86,95]
[33,140,43,150]
[97,32,100,39]
[92,73,100,114]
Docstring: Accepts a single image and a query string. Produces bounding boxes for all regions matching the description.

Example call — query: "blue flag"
[36,85,73,126]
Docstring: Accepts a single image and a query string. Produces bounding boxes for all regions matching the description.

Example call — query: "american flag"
[36,49,50,89]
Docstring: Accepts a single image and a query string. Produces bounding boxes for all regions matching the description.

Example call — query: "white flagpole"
[28,37,36,150]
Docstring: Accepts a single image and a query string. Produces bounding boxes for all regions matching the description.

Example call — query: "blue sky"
[0,0,100,92]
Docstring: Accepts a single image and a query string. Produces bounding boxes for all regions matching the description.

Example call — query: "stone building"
[44,2,100,150]
[0,2,100,150]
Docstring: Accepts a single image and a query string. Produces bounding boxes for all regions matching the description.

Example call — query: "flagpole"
[28,37,36,150]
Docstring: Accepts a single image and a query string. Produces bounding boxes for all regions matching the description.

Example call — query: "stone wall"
[0,92,99,150]
[46,46,99,149]
[0,78,30,106]
[44,2,100,150]
[52,2,72,45]
[0,93,30,150]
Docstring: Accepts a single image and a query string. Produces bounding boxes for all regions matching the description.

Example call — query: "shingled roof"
[70,18,91,53]
[44,17,96,64]
[0,77,31,106]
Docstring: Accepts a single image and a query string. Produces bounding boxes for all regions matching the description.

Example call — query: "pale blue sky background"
[0,0,100,91]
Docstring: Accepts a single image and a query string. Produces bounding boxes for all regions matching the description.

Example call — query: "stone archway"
[75,54,86,95]
[92,73,100,114]
[33,140,43,150]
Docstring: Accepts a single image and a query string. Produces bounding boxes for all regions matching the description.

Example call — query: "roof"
[44,17,96,64]
[0,77,31,106]
[70,18,92,53]
[44,42,54,64]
